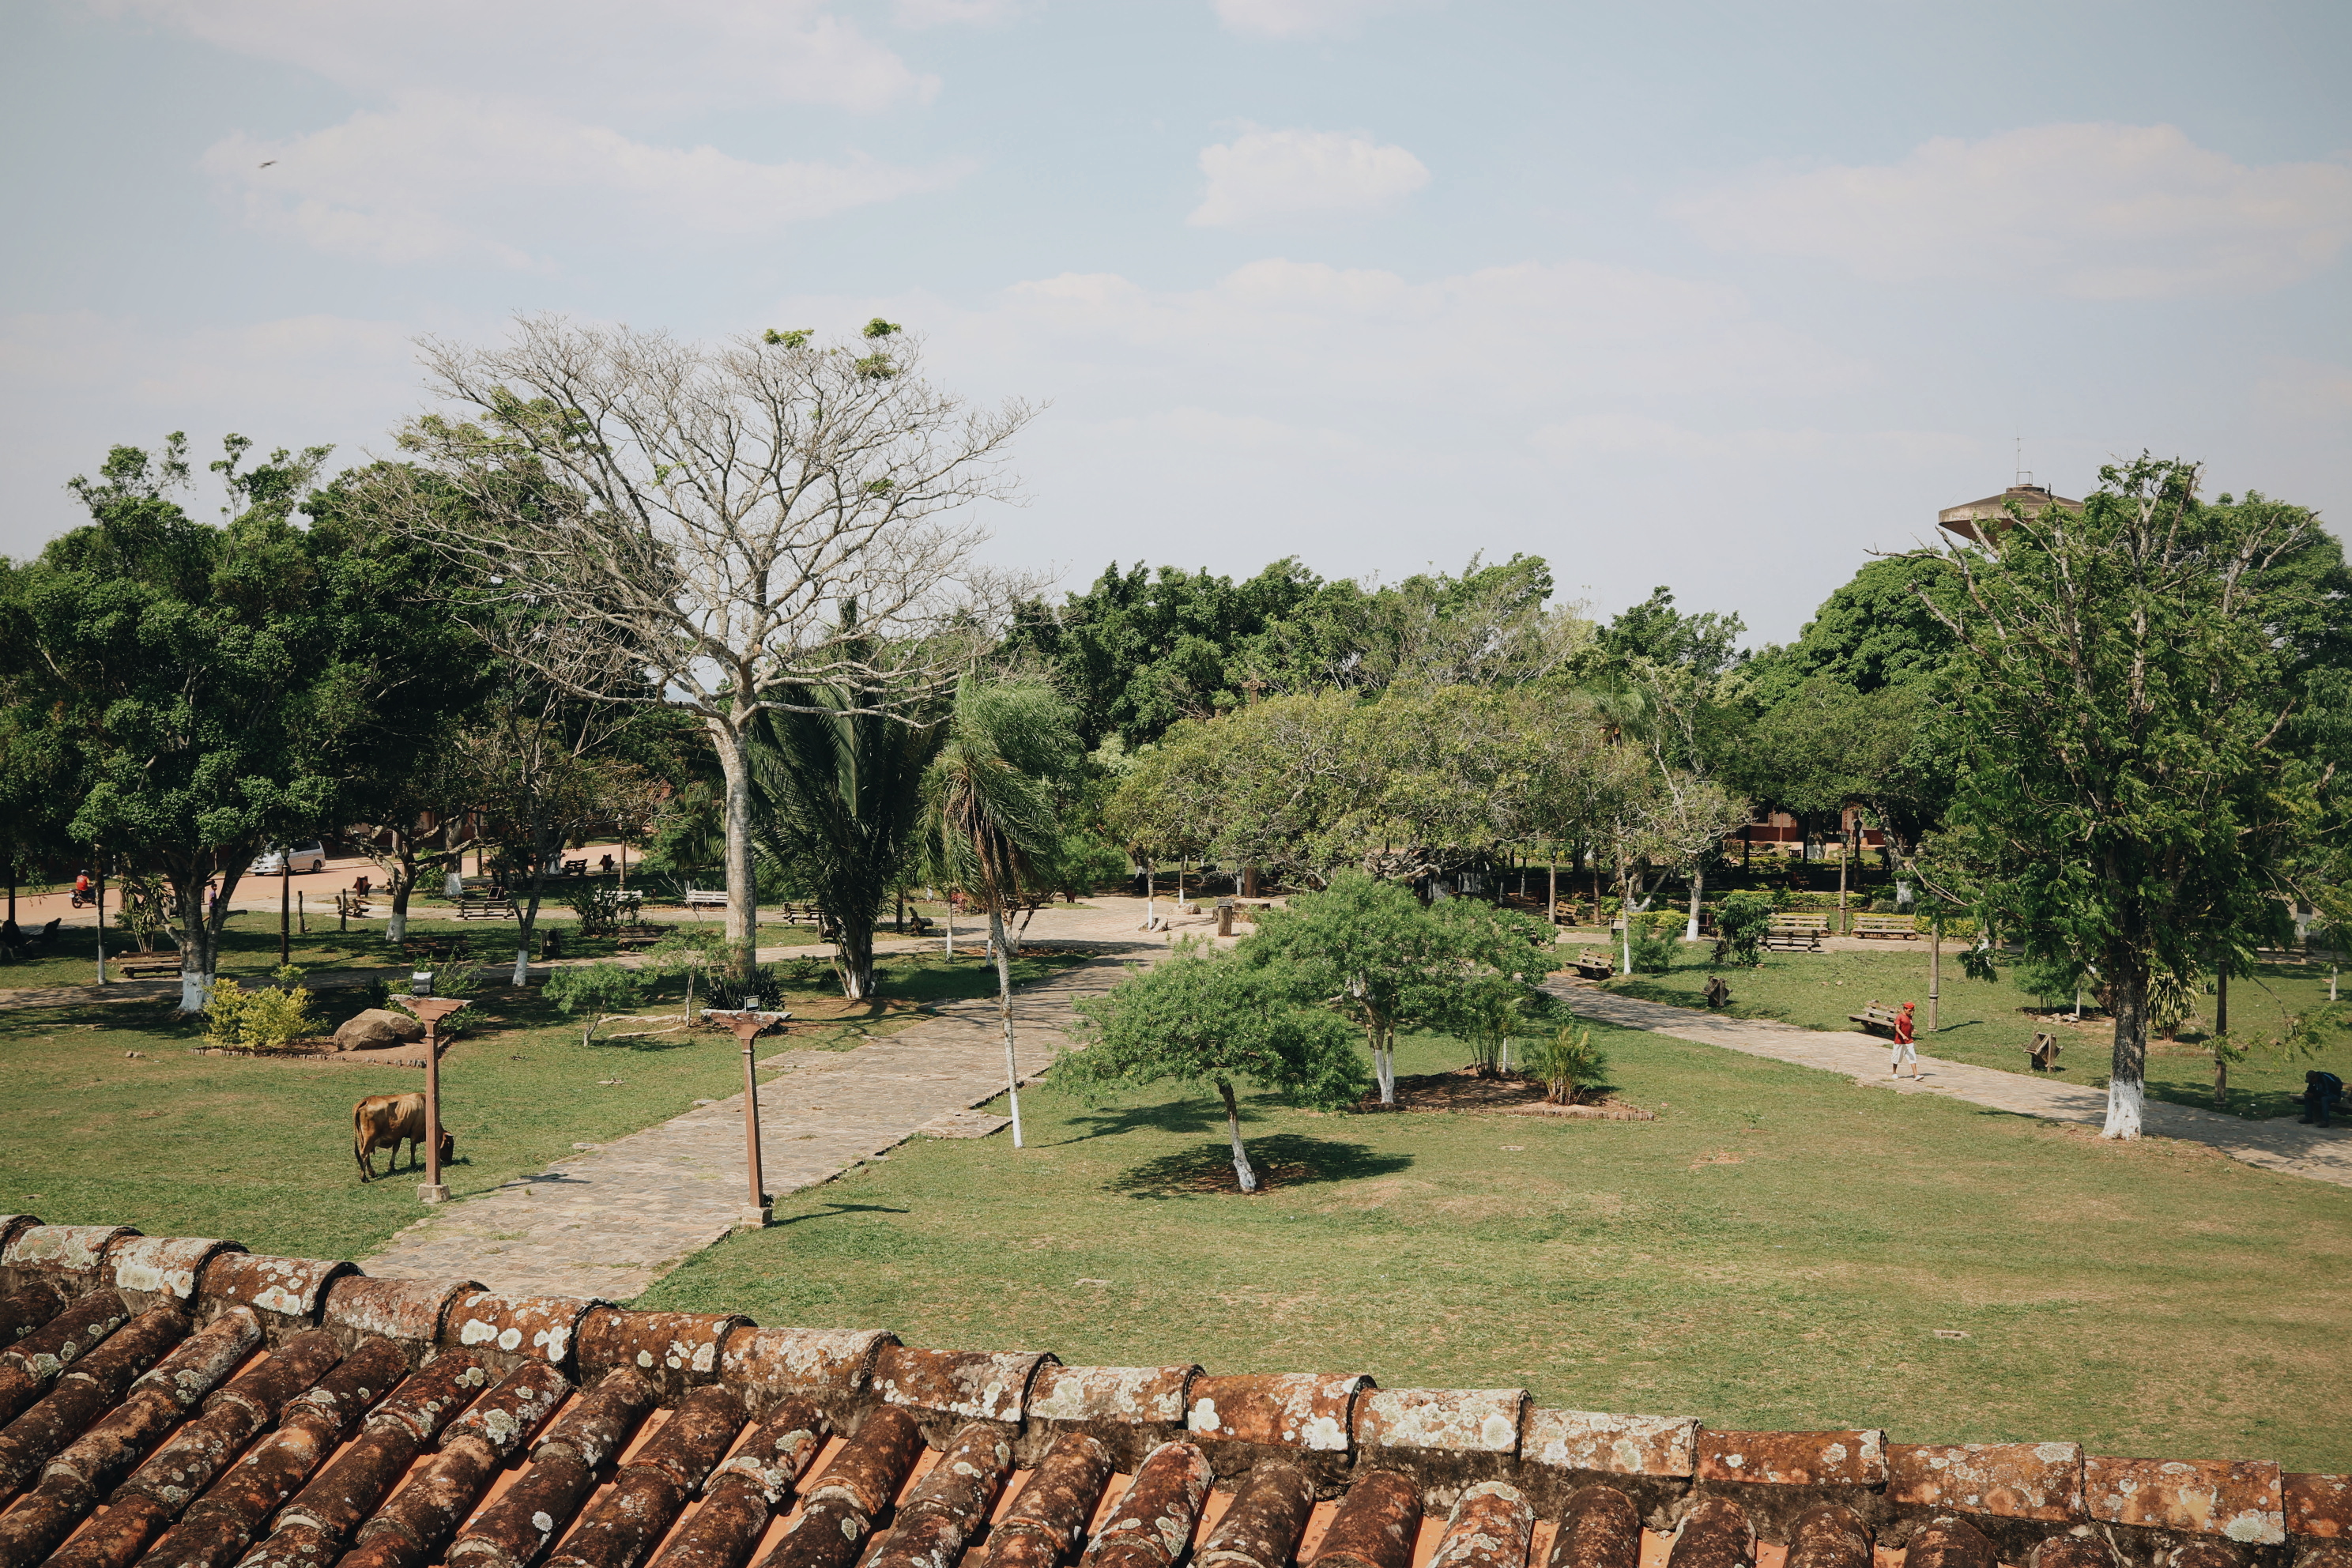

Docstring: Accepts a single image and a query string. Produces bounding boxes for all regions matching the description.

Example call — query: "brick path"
[1549,981,2352,1190]
[356,901,1189,1298]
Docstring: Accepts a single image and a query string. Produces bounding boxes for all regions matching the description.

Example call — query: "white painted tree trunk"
[990,904,1022,1148]
[1219,1081,1258,1192]
[711,718,759,980]
[2102,1077,2145,1139]
[1686,864,1705,942]
[445,870,465,897]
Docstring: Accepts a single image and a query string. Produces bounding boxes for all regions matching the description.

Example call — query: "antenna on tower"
[2015,432,2033,489]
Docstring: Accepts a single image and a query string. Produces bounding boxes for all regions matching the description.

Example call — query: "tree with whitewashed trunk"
[923,678,1083,1148]
[1063,939,1366,1193]
[1917,456,2340,1138]
[378,314,1035,982]
[1240,871,1463,1105]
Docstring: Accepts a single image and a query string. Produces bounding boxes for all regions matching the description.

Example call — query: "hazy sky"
[5,0,2346,643]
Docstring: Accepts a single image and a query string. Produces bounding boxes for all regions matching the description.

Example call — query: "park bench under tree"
[1760,918,1824,952]
[455,895,517,919]
[683,886,727,909]
[1852,915,1920,940]
[1849,1000,1904,1035]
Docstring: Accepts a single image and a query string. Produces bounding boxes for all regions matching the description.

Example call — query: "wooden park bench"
[2025,1031,2064,1072]
[1703,974,1731,1008]
[1852,915,1920,940]
[1572,950,1615,981]
[683,886,727,910]
[560,858,588,877]
[118,959,183,980]
[614,925,665,952]
[1849,1000,1903,1036]
[455,895,517,920]
[772,902,824,926]
[1760,919,1824,953]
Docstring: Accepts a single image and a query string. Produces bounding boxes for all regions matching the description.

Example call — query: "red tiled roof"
[0,1217,2343,1568]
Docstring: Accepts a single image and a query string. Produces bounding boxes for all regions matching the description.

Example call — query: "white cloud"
[90,0,933,114]
[892,0,1038,26]
[1673,122,2352,300]
[1189,128,1429,226]
[203,96,964,268]
[1211,0,1426,40]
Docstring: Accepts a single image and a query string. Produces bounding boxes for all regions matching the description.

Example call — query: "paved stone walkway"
[1549,982,2352,1189]
[357,902,1187,1298]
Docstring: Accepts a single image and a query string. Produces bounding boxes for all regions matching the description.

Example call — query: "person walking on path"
[1890,1000,1919,1079]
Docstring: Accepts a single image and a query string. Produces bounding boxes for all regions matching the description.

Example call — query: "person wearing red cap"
[1890,1000,1918,1079]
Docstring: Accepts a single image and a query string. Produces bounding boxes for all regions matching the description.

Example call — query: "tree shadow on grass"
[1107,1133,1412,1199]
[1059,1099,1226,1142]
[778,1201,911,1227]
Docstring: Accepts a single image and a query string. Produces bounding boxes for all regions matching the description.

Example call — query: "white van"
[250,842,329,876]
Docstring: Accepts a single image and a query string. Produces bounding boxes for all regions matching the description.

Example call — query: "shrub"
[1713,890,1774,967]
[542,962,651,1046]
[202,976,320,1051]
[569,885,623,936]
[1628,924,1679,974]
[1530,1025,1610,1104]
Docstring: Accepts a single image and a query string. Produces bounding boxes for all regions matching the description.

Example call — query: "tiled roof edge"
[0,1223,2336,1547]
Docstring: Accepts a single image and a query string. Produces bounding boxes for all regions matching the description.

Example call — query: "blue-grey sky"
[5,0,2346,643]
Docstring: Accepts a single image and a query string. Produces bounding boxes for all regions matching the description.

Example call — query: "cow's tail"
[353,1102,371,1182]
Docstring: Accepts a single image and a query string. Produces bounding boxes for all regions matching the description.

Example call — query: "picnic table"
[1572,950,1615,981]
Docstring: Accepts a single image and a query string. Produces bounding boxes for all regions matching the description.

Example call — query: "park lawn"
[0,948,1083,1262]
[639,1022,2352,1474]
[0,914,830,993]
[1599,946,2352,1121]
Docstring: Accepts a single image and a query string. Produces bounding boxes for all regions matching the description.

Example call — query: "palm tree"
[925,679,1080,1148]
[747,665,946,1001]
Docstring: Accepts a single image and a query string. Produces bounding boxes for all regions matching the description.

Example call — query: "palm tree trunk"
[1217,1080,1257,1192]
[990,903,1023,1148]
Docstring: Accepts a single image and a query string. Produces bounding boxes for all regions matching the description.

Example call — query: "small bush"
[1628,925,1679,974]
[1530,1025,1610,1104]
[542,963,651,1046]
[202,976,320,1051]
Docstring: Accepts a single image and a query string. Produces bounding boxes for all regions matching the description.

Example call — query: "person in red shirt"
[1890,1001,1919,1079]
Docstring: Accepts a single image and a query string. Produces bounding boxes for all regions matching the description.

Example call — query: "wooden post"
[94,855,107,986]
[2214,966,2230,1107]
[1928,918,1941,1034]
[405,993,466,1204]
[706,1008,782,1227]
[279,858,291,966]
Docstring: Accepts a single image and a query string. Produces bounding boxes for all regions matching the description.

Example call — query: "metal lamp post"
[703,1006,789,1229]
[405,974,468,1204]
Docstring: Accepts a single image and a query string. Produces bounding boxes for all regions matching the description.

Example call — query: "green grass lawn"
[0,913,833,993]
[1595,945,2352,1121]
[640,1023,2352,1472]
[0,949,1079,1262]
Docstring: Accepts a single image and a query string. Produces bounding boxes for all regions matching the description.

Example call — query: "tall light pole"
[705,1006,787,1229]
[405,981,468,1204]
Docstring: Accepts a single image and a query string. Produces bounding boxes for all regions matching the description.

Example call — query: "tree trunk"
[172,863,210,1014]
[989,904,1023,1148]
[2101,944,2149,1139]
[942,891,955,958]
[1685,861,1704,942]
[1218,1079,1258,1192]
[710,718,759,982]
[1547,857,1556,925]
[387,840,416,946]
[1376,1022,1396,1104]
[835,908,876,1001]
[2212,967,2230,1109]
[1928,921,1941,1035]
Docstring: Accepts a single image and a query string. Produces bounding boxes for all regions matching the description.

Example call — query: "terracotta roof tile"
[0,1221,2336,1568]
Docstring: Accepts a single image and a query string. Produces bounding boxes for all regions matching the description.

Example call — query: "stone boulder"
[333,1008,428,1053]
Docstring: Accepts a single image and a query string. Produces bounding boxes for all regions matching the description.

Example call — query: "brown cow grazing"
[352,1092,454,1182]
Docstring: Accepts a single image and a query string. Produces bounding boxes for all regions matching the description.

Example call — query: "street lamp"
[405,971,468,1204]
[703,1005,789,1229]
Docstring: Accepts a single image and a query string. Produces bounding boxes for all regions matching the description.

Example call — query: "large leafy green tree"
[0,435,473,1008]
[1920,456,2346,1137]
[1064,940,1366,1192]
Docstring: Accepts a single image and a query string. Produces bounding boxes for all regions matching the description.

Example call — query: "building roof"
[1936,485,2083,547]
[1,1217,2345,1568]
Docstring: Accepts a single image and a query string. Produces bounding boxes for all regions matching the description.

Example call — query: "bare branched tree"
[375,315,1038,977]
